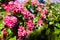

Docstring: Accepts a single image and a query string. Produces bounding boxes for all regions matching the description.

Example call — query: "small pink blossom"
[2,1,14,12]
[37,19,44,26]
[18,26,27,38]
[27,30,33,35]
[27,20,34,31]
[36,0,40,6]
[43,9,48,14]
[36,7,42,12]
[1,37,5,40]
[31,0,36,6]
[2,28,7,35]
[40,3,44,7]
[31,0,40,6]
[41,13,46,18]
[4,6,11,12]
[24,0,29,4]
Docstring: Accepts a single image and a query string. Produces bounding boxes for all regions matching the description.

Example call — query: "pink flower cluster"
[2,1,24,13]
[36,7,48,19]
[2,1,35,19]
[1,1,14,12]
[36,7,48,26]
[21,8,35,19]
[36,7,42,12]
[31,0,40,6]
[26,20,34,31]
[12,1,24,14]
[18,26,27,38]
[41,8,48,18]
[4,14,18,28]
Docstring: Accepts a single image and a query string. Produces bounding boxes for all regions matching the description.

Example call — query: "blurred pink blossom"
[27,20,34,31]
[37,19,44,26]
[18,26,27,38]
[21,8,35,19]
[31,0,40,6]
[36,7,42,12]
[4,15,18,28]
[41,13,46,18]
[2,28,7,35]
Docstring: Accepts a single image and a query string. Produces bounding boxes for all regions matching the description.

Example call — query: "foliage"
[0,0,60,40]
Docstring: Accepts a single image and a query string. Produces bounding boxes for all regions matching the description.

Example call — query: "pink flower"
[8,1,14,4]
[36,0,40,6]
[2,1,14,12]
[24,0,29,4]
[4,15,18,28]
[41,13,46,18]
[21,8,35,19]
[11,1,24,13]
[2,4,12,12]
[40,9,48,18]
[31,0,36,6]
[27,20,34,31]
[27,30,33,35]
[40,3,44,7]
[43,9,48,14]
[1,37,5,40]
[2,1,24,13]
[4,6,11,12]
[18,26,27,38]
[2,28,7,35]
[31,0,40,6]
[36,7,42,12]
[37,19,44,26]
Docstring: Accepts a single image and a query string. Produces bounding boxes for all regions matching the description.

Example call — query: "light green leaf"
[6,28,12,34]
[55,23,60,28]
[54,27,60,34]
[9,36,16,40]
[33,17,39,23]
[0,20,4,31]
[0,31,3,37]
[49,21,54,25]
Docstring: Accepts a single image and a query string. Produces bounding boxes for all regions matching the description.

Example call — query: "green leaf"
[6,28,12,34]
[49,21,54,25]
[54,27,60,34]
[9,36,16,40]
[55,23,60,28]
[0,20,4,31]
[0,31,3,37]
[1,11,7,17]
[54,16,59,21]
[45,28,50,35]
[33,17,39,23]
